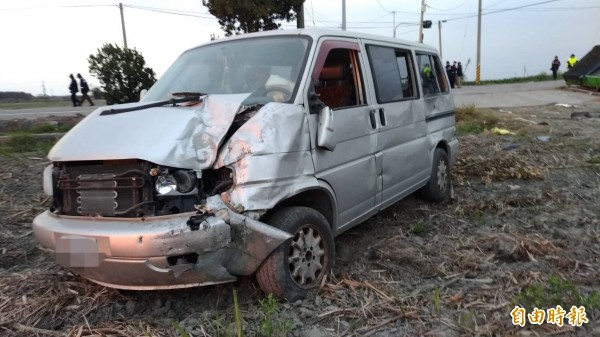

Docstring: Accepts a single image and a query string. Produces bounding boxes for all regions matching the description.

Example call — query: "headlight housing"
[43,165,54,196]
[153,168,198,195]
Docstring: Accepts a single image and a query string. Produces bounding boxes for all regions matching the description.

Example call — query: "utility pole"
[392,11,396,37]
[438,20,446,61]
[418,0,426,43]
[119,3,128,49]
[476,0,482,84]
[296,1,305,28]
[341,0,346,31]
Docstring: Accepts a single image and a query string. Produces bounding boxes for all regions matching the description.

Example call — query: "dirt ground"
[1,99,599,337]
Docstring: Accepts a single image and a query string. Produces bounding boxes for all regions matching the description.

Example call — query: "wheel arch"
[435,139,450,156]
[265,181,337,233]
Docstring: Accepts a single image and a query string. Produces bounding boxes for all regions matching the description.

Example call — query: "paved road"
[0,82,598,120]
[0,105,99,120]
[452,81,599,108]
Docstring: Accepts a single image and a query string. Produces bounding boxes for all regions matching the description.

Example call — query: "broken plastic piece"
[491,127,515,135]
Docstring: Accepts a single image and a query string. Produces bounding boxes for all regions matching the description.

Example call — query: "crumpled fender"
[195,195,292,276]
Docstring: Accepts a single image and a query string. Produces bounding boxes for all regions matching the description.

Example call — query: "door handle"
[369,109,377,129]
[378,108,386,126]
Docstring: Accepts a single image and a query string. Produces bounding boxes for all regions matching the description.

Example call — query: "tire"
[256,207,334,301]
[419,148,451,203]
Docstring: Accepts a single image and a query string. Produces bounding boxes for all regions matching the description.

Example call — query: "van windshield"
[142,36,311,104]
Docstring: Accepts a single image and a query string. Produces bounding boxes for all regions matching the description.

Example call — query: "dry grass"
[1,104,599,336]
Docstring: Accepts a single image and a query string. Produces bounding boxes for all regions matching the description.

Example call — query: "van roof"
[194,28,438,54]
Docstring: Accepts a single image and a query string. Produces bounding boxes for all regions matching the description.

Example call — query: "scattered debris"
[492,127,515,135]
[570,111,591,120]
[536,135,551,142]
[503,143,520,151]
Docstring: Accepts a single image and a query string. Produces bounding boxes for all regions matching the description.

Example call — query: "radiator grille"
[56,160,153,217]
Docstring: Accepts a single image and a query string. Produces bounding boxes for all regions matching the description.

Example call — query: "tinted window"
[367,45,416,103]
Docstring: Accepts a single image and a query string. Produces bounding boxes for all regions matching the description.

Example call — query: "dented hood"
[48,94,249,168]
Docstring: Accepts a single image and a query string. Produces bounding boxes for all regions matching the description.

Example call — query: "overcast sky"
[1,0,598,96]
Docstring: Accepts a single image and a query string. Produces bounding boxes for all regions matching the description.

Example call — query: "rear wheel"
[256,207,334,301]
[419,148,451,203]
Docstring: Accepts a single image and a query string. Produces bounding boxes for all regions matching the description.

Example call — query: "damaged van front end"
[33,34,318,292]
[32,93,302,289]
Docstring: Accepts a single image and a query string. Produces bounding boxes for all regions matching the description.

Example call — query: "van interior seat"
[315,61,352,109]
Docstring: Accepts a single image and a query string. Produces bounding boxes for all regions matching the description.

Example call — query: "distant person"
[68,74,79,107]
[450,61,457,88]
[77,73,94,106]
[567,54,577,70]
[446,61,456,89]
[456,61,464,88]
[550,56,561,80]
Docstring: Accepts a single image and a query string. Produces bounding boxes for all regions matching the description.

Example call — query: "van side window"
[315,48,366,110]
[367,45,416,103]
[416,53,449,96]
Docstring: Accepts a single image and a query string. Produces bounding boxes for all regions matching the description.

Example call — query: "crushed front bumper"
[32,196,291,290]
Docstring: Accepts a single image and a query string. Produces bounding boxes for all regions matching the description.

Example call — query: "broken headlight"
[152,168,199,195]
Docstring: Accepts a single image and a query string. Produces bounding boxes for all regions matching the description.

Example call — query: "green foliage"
[259,293,278,336]
[411,221,428,236]
[588,155,600,165]
[0,99,73,110]
[171,321,190,337]
[91,87,103,100]
[514,275,600,310]
[455,105,500,134]
[5,132,54,153]
[258,293,294,337]
[0,91,35,102]
[233,289,242,337]
[29,123,72,134]
[203,0,304,36]
[433,286,441,315]
[88,43,156,105]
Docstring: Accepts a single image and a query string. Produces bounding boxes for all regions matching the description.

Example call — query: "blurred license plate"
[55,236,100,267]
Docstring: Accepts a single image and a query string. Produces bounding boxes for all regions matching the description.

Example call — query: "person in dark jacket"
[456,62,464,88]
[77,73,94,106]
[551,56,561,80]
[446,61,456,89]
[68,74,79,107]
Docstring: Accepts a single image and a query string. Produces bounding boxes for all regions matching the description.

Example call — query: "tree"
[88,44,157,105]
[203,0,304,36]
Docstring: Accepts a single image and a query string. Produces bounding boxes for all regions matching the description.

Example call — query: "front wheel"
[256,207,334,301]
[419,148,451,203]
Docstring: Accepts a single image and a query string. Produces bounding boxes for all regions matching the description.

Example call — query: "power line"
[427,0,469,12]
[375,0,391,13]
[483,0,512,10]
[0,4,113,11]
[444,0,567,22]
[124,5,215,19]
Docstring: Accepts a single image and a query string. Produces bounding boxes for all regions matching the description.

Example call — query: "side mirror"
[317,106,336,151]
[307,79,324,115]
[139,89,148,101]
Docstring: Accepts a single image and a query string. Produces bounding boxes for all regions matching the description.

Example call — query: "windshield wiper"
[171,91,207,98]
[100,94,204,116]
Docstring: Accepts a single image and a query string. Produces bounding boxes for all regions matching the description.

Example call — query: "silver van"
[33,29,458,300]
